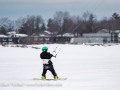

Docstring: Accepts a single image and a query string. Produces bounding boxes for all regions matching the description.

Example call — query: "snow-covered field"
[0,44,120,90]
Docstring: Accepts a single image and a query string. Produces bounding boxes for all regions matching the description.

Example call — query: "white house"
[62,33,74,37]
[70,29,119,44]
[15,34,28,37]
[0,35,8,37]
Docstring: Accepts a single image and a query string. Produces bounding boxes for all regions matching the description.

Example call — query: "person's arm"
[49,53,53,58]
[40,53,42,59]
[48,52,57,58]
[51,53,57,58]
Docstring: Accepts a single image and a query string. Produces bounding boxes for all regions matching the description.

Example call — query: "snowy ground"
[0,44,120,90]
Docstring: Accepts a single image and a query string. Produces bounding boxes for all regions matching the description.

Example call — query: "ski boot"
[41,76,46,80]
[54,76,59,80]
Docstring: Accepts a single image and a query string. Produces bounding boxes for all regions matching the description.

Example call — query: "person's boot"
[54,76,59,80]
[41,76,46,80]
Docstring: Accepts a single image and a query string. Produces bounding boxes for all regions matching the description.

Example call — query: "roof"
[83,33,111,37]
[97,29,110,33]
[62,33,74,37]
[44,30,52,34]
[0,35,8,37]
[16,34,28,37]
[7,31,16,35]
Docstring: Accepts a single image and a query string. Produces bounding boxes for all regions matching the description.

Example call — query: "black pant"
[42,64,57,78]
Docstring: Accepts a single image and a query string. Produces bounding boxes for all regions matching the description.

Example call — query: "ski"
[33,78,67,81]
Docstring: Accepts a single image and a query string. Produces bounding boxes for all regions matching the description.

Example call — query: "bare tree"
[18,15,44,35]
[47,11,70,34]
[81,11,97,33]
[0,17,15,34]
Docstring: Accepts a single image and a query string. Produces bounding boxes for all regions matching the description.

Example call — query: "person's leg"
[41,65,48,79]
[42,69,47,77]
[49,65,58,79]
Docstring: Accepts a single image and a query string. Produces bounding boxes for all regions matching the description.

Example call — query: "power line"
[91,0,106,12]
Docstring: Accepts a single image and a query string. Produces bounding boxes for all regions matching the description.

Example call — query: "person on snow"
[40,46,58,80]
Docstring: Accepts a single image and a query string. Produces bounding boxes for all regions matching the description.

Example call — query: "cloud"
[0,0,120,5]
[0,0,87,2]
[0,0,81,3]
[0,0,120,21]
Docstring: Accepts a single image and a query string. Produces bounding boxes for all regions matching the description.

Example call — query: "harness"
[42,59,50,64]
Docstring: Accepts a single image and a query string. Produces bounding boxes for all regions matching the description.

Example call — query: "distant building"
[38,31,74,44]
[62,33,74,37]
[0,35,19,45]
[70,33,111,44]
[70,29,119,44]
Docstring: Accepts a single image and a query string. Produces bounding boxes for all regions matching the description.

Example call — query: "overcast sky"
[0,0,120,23]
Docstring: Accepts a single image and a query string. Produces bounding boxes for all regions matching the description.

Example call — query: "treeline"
[0,11,120,36]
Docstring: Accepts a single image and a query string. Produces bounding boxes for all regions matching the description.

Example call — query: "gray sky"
[0,0,120,23]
